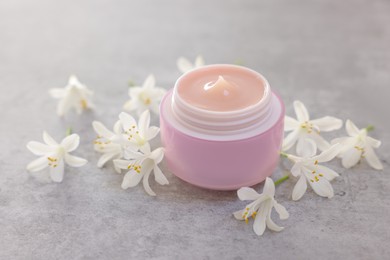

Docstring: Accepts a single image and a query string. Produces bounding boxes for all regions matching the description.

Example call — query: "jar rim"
[173,64,271,116]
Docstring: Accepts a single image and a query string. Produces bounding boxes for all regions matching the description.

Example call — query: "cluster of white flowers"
[234,100,383,236]
[93,110,168,196]
[27,74,167,195]
[281,100,383,201]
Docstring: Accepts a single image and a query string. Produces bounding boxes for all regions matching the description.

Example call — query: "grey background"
[1,0,389,259]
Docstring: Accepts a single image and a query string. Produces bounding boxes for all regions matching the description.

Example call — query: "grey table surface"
[1,0,389,259]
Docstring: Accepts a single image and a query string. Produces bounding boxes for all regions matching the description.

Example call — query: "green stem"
[366,125,374,132]
[128,80,136,87]
[274,175,289,186]
[280,151,289,158]
[66,127,72,136]
[234,59,244,66]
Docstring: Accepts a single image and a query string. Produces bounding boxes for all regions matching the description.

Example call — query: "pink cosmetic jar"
[159,64,284,190]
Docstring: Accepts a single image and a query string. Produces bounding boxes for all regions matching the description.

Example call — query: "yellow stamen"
[81,99,88,109]
[144,98,151,105]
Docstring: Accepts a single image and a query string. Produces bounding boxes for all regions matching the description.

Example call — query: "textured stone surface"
[1,0,389,259]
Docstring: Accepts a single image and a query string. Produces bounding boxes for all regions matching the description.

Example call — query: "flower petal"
[273,202,289,220]
[143,74,155,89]
[177,57,193,73]
[123,147,144,160]
[121,170,143,189]
[313,165,339,181]
[310,116,342,132]
[114,164,122,174]
[146,126,160,141]
[136,106,147,117]
[292,174,307,201]
[43,131,58,146]
[366,136,381,148]
[154,165,169,185]
[138,110,151,137]
[330,137,350,145]
[64,154,87,167]
[291,162,302,177]
[56,97,72,117]
[341,147,361,169]
[262,177,275,197]
[233,209,245,220]
[150,147,164,164]
[26,156,48,172]
[60,134,80,152]
[309,133,331,152]
[282,129,300,151]
[50,158,65,183]
[113,159,132,170]
[148,87,167,100]
[346,119,360,136]
[312,144,340,163]
[296,138,317,157]
[253,203,267,236]
[95,143,122,154]
[284,116,299,131]
[119,112,137,132]
[195,55,204,67]
[237,187,261,201]
[49,88,66,98]
[293,100,310,122]
[266,214,284,232]
[113,120,123,135]
[128,87,142,98]
[364,146,383,170]
[26,141,53,155]
[134,142,149,154]
[142,167,156,196]
[308,176,334,198]
[331,137,357,158]
[68,75,81,86]
[123,99,138,111]
[92,121,114,138]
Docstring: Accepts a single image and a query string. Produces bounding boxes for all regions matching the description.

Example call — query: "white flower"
[283,100,342,156]
[113,146,168,196]
[331,120,383,170]
[123,74,166,116]
[49,75,94,116]
[92,120,125,173]
[26,132,87,182]
[284,143,340,201]
[177,55,205,73]
[119,110,160,154]
[233,177,289,236]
